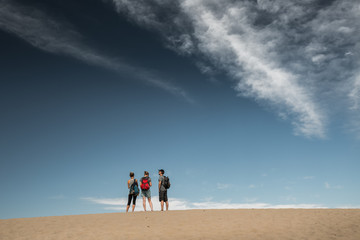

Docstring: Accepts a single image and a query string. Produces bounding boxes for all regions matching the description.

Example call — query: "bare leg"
[126,205,130,212]
[161,200,164,211]
[148,198,153,211]
[166,201,169,211]
[142,196,146,211]
[132,204,136,212]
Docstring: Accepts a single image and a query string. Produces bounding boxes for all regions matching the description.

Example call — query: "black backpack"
[162,176,171,189]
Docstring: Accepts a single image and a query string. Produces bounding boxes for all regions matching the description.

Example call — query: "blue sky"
[0,0,359,219]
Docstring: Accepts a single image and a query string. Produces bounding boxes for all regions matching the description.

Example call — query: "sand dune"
[1,209,359,240]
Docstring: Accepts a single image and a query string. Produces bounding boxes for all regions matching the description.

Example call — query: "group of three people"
[126,169,169,212]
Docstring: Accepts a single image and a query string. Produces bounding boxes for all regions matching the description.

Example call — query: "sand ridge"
[1,209,360,240]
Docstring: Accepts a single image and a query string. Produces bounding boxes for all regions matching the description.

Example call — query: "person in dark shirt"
[158,169,169,211]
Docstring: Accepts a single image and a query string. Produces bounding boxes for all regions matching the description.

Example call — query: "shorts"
[141,190,151,198]
[159,190,168,202]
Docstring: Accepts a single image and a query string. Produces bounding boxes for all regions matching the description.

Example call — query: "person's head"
[144,171,149,176]
[159,169,164,176]
[129,172,134,178]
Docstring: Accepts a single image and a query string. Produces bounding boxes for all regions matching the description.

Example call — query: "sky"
[0,0,359,219]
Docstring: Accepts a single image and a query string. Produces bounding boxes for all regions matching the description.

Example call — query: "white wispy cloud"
[109,0,360,138]
[349,75,360,109]
[185,1,325,138]
[325,182,343,190]
[83,196,192,211]
[0,0,192,102]
[347,75,360,137]
[109,0,325,137]
[82,196,325,211]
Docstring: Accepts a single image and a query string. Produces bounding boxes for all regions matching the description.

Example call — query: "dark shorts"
[159,190,168,202]
[127,194,137,206]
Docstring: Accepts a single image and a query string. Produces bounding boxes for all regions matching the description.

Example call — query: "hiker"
[140,171,153,211]
[158,169,170,211]
[126,172,139,212]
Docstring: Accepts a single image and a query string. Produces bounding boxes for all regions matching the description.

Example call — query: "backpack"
[162,176,171,189]
[141,177,150,190]
[130,179,139,196]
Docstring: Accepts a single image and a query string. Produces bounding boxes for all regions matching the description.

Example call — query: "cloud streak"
[349,76,360,111]
[0,0,192,102]
[325,182,343,190]
[109,0,360,138]
[82,196,325,211]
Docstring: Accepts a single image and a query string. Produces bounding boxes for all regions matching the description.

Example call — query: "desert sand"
[1,209,359,240]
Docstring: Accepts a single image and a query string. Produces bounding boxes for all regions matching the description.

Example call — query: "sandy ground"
[1,209,360,240]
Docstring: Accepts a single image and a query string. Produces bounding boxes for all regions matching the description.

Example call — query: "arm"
[127,180,130,189]
[159,180,161,191]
